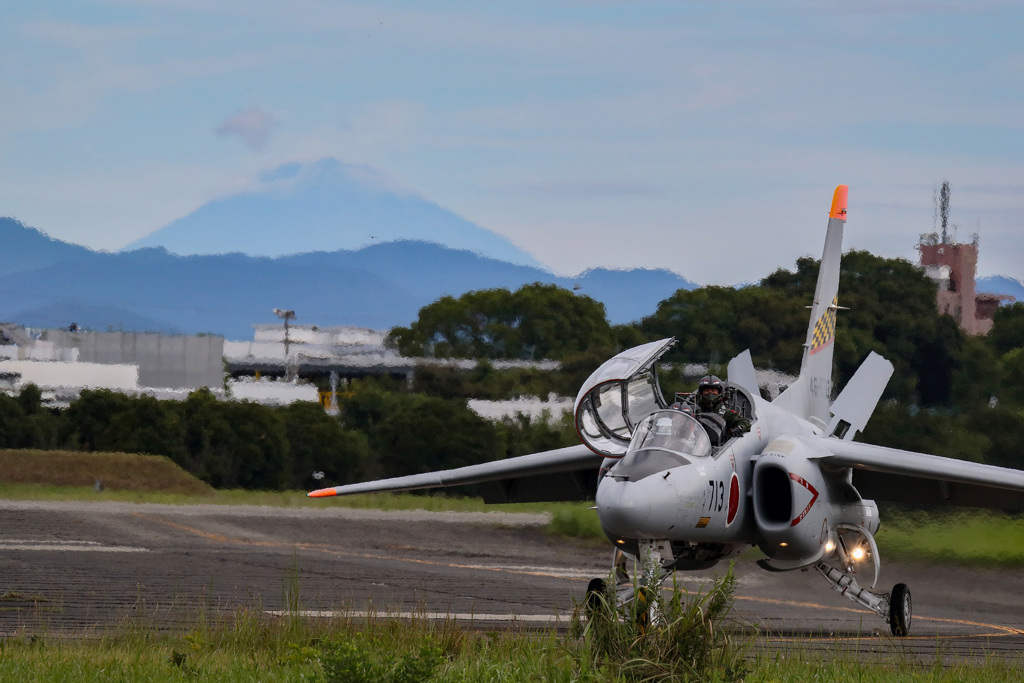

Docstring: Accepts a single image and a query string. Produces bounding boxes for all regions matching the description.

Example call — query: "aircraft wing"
[309,444,605,504]
[822,439,1024,511]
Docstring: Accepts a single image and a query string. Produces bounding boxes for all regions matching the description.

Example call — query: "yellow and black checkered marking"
[809,296,838,355]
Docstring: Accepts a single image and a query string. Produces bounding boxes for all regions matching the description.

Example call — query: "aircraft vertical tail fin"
[774,185,847,424]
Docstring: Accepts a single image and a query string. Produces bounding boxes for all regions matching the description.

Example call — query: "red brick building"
[918,235,1014,335]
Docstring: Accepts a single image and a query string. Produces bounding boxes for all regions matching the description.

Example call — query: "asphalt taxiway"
[0,500,1021,661]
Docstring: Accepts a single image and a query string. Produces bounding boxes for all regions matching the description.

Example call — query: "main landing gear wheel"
[889,583,912,637]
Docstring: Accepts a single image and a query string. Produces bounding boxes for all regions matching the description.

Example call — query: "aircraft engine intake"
[752,440,832,568]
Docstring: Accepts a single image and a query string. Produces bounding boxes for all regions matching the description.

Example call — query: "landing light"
[825,540,835,553]
[851,546,866,561]
[779,542,788,547]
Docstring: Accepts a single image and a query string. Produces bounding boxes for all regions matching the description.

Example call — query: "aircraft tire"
[889,583,912,637]
[585,578,607,615]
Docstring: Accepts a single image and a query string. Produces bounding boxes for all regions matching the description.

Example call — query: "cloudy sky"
[2,1,1022,284]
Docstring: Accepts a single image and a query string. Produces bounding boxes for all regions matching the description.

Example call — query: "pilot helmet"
[697,375,724,410]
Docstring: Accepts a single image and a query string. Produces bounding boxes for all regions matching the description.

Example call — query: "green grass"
[876,508,1024,567]
[0,592,1019,682]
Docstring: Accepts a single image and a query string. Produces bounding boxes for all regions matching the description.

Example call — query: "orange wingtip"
[829,185,848,220]
[308,488,338,498]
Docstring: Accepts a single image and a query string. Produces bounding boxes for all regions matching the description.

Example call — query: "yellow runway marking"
[736,595,1024,640]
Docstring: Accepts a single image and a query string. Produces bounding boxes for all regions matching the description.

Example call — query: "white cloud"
[216,106,279,151]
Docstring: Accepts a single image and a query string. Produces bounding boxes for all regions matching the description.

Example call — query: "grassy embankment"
[3,449,1024,566]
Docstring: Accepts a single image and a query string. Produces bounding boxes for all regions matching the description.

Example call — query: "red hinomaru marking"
[788,472,819,526]
[727,473,740,525]
[308,488,339,498]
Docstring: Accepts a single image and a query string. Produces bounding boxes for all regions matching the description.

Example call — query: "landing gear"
[585,577,607,614]
[815,562,913,637]
[586,541,673,625]
[889,583,912,637]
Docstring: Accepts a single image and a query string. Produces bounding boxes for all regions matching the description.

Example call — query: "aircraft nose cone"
[596,478,652,537]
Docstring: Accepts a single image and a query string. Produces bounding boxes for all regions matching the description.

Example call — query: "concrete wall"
[0,359,138,390]
[41,330,224,389]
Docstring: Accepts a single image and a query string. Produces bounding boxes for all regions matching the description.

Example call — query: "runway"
[1,500,1022,662]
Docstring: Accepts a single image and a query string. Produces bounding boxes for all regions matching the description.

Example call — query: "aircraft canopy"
[628,410,713,458]
[608,410,712,481]
[573,338,674,457]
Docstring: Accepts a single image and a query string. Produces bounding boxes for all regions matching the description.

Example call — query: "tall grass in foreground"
[0,601,1021,682]
[568,564,749,681]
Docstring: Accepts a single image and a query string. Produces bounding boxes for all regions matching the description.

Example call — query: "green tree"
[61,389,138,452]
[998,348,1024,407]
[644,251,965,405]
[966,406,1024,470]
[341,388,501,479]
[989,303,1024,356]
[0,394,21,448]
[860,403,990,464]
[497,410,578,459]
[950,336,1001,409]
[181,389,292,490]
[280,401,369,488]
[389,283,617,360]
[0,385,57,449]
[108,395,185,458]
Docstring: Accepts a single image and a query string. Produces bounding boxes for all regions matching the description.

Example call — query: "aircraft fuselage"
[594,397,837,571]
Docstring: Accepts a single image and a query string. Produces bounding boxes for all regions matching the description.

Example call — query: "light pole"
[272,308,296,358]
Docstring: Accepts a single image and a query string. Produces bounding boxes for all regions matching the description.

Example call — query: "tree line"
[391,251,1024,410]
[3,249,1023,490]
[0,384,577,491]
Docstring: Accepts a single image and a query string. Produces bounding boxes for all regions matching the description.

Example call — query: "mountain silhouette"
[0,217,95,276]
[3,217,696,338]
[125,158,543,268]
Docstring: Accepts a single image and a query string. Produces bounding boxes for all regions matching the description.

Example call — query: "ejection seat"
[696,412,727,447]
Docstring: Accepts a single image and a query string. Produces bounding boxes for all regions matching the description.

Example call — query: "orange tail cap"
[829,185,848,220]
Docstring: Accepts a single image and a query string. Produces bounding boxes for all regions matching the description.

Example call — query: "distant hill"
[0,246,423,336]
[7,213,1021,340]
[9,301,184,335]
[2,219,696,337]
[0,217,95,276]
[126,158,543,268]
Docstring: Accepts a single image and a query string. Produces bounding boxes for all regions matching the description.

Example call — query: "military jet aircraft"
[310,185,1024,636]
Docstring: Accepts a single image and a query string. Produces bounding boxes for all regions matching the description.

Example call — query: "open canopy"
[573,338,675,457]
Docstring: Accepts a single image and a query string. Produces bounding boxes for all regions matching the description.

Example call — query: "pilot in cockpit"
[695,375,751,439]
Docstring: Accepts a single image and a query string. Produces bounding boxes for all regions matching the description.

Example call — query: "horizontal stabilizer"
[825,352,893,440]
